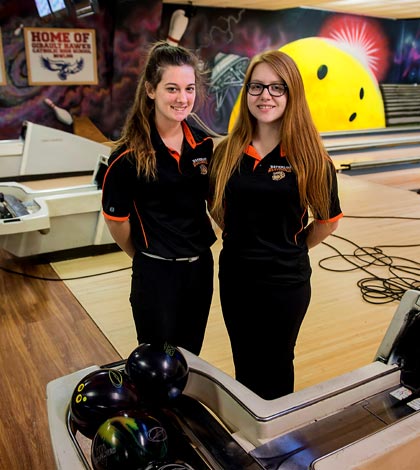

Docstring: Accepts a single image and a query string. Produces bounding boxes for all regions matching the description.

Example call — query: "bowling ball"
[144,461,196,469]
[70,368,140,438]
[125,343,189,404]
[91,413,169,470]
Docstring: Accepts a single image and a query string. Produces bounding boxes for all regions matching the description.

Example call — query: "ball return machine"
[47,289,420,469]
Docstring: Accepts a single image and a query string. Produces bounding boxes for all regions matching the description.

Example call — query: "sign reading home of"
[24,27,98,85]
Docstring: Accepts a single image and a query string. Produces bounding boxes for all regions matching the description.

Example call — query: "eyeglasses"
[246,82,288,97]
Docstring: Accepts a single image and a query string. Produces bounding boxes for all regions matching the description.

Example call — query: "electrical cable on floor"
[0,214,419,287]
[319,214,420,304]
[0,264,131,281]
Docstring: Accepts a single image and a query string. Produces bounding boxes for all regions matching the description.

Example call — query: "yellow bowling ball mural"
[229,37,385,133]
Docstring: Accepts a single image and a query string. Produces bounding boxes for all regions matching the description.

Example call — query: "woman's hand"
[305,219,339,249]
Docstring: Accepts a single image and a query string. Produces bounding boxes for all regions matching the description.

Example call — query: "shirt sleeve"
[102,149,134,221]
[328,163,343,221]
[315,161,343,222]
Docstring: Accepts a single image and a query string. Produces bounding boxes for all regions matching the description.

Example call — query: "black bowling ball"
[125,343,189,404]
[70,368,140,438]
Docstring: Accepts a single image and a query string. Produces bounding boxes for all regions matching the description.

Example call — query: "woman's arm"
[305,219,339,250]
[104,218,136,259]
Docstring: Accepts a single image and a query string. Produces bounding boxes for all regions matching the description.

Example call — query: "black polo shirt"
[102,121,216,258]
[222,144,342,282]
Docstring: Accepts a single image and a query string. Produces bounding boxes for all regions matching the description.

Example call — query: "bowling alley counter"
[47,290,420,470]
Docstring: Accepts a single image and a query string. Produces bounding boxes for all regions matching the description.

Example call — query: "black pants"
[219,249,311,400]
[130,249,213,355]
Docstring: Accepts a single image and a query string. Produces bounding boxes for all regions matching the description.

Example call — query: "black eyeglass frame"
[246,82,288,97]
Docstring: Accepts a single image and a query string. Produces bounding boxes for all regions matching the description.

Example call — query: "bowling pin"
[44,98,73,125]
[14,24,24,36]
[166,9,189,46]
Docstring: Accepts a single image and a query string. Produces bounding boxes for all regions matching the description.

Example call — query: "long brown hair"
[210,49,333,224]
[114,41,206,179]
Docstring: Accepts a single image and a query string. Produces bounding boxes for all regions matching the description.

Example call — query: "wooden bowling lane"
[0,249,121,469]
[322,125,420,148]
[72,116,109,144]
[328,136,420,192]
[294,173,420,390]
[320,126,420,190]
[330,140,420,167]
[347,165,420,192]
[21,174,93,190]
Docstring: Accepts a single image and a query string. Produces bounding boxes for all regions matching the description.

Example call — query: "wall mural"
[229,37,386,133]
[164,6,418,135]
[0,0,419,140]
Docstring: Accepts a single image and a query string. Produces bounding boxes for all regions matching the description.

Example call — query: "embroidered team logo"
[272,171,285,181]
[192,157,208,175]
[268,164,291,181]
[199,164,208,175]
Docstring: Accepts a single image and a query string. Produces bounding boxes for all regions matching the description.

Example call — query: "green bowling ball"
[91,413,169,470]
